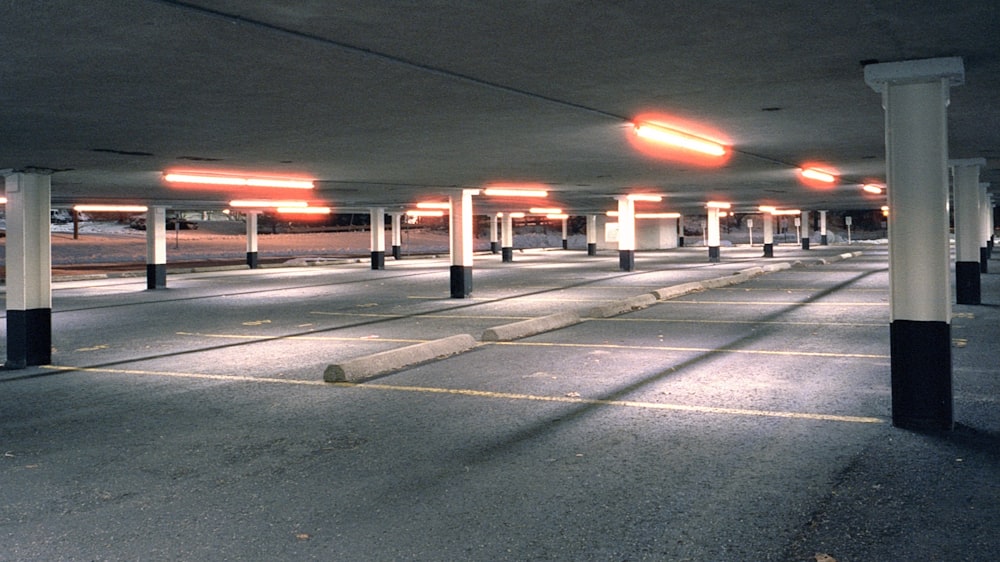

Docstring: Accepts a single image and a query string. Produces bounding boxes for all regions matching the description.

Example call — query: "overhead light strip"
[165,173,315,189]
[633,122,727,156]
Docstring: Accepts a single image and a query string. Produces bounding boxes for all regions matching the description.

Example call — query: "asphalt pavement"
[1,244,998,561]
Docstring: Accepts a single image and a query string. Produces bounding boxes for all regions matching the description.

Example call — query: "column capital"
[864,57,964,93]
[949,158,987,169]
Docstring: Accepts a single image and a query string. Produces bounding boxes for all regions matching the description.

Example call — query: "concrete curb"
[324,334,479,383]
[481,311,581,341]
[583,293,659,318]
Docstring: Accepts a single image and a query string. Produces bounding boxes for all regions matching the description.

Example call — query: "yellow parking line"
[310,311,533,321]
[595,317,886,327]
[175,331,427,343]
[664,300,888,307]
[488,340,888,359]
[352,383,886,424]
[41,365,884,424]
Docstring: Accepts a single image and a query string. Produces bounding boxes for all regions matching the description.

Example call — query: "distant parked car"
[128,215,198,230]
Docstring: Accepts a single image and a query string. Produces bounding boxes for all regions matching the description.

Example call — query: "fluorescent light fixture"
[277,206,331,214]
[405,210,445,217]
[706,201,731,209]
[862,183,885,194]
[546,213,569,220]
[800,168,837,183]
[632,122,727,156]
[230,200,309,208]
[416,201,450,210]
[508,212,526,218]
[529,207,562,214]
[164,172,314,189]
[483,188,548,198]
[758,205,777,213]
[73,204,148,213]
[770,209,802,216]
[0,197,7,204]
[626,193,663,202]
[636,212,682,219]
[608,210,682,219]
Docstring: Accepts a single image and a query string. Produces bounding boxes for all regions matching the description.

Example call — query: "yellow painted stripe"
[664,300,888,307]
[488,340,888,359]
[41,365,885,424]
[595,317,886,327]
[175,331,428,343]
[43,365,327,386]
[310,311,533,321]
[348,382,885,424]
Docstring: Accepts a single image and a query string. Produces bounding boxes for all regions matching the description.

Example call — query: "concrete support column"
[800,210,811,250]
[866,56,964,430]
[4,172,52,368]
[501,212,514,262]
[370,208,385,270]
[980,184,992,270]
[762,212,774,258]
[950,159,985,304]
[449,190,475,298]
[706,207,721,262]
[586,214,598,256]
[146,206,168,289]
[490,213,500,254]
[819,210,828,245]
[561,217,569,250]
[391,212,403,260]
[245,211,259,269]
[617,197,636,271]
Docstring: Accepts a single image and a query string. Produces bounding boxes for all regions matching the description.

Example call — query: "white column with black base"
[245,211,259,269]
[706,207,721,262]
[865,56,964,430]
[501,212,514,262]
[561,217,568,250]
[819,210,828,245]
[800,210,811,250]
[146,206,168,289]
[677,215,685,247]
[616,197,636,271]
[4,171,52,368]
[586,214,598,255]
[391,212,403,260]
[370,207,385,270]
[449,190,475,298]
[489,213,499,254]
[762,212,774,257]
[980,184,992,270]
[950,159,985,304]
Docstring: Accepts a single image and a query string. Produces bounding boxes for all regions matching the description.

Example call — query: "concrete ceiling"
[2,1,998,215]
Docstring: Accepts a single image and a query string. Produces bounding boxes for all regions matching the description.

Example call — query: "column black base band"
[708,246,720,263]
[490,241,500,254]
[371,251,385,270]
[763,243,773,258]
[801,238,810,250]
[392,245,402,260]
[678,237,685,247]
[502,247,513,263]
[981,247,990,274]
[147,263,167,290]
[6,308,52,368]
[619,249,635,272]
[890,320,953,430]
[587,243,597,256]
[450,265,473,298]
[562,239,568,250]
[956,261,981,305]
[246,251,259,269]
[821,234,828,246]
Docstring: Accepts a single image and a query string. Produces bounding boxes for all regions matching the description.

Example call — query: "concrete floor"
[1,245,998,561]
